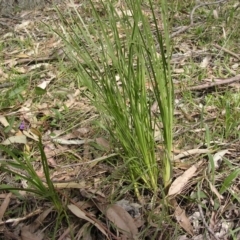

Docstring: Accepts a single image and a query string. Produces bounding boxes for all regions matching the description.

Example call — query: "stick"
[0,83,14,88]
[151,75,240,113]
[212,43,240,61]
[171,0,227,37]
[198,204,220,240]
[176,74,240,93]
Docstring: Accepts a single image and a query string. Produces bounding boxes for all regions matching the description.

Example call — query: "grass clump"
[0,137,61,207]
[56,0,174,194]
[0,137,66,238]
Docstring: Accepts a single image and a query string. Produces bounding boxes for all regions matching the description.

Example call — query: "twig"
[152,75,240,114]
[0,82,14,88]
[0,209,42,226]
[176,74,240,92]
[198,204,220,240]
[15,56,60,65]
[171,0,227,37]
[212,43,240,60]
[190,0,226,24]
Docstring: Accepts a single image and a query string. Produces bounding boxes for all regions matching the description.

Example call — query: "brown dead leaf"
[200,56,211,68]
[2,135,27,145]
[29,207,53,232]
[20,225,43,240]
[14,20,32,31]
[15,53,30,58]
[22,129,39,142]
[0,68,9,80]
[213,149,229,169]
[3,229,21,240]
[134,216,145,228]
[98,203,138,239]
[52,182,85,189]
[0,194,16,199]
[4,58,18,67]
[55,133,76,140]
[209,211,217,232]
[43,144,57,166]
[35,169,45,178]
[46,157,57,167]
[206,179,224,202]
[96,137,111,151]
[75,222,92,240]
[174,149,210,161]
[37,80,51,90]
[80,189,105,202]
[52,138,93,145]
[171,199,193,236]
[168,161,203,197]
[67,204,109,239]
[58,225,77,240]
[0,193,12,221]
[0,115,9,127]
[76,201,95,211]
[15,67,27,74]
[75,127,90,137]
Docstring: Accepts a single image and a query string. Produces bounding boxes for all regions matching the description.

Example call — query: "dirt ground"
[1,0,240,239]
[0,0,62,16]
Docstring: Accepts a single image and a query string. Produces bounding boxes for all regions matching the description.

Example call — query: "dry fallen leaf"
[58,225,77,240]
[0,115,9,127]
[37,80,51,90]
[76,201,95,211]
[79,189,105,203]
[200,56,211,68]
[174,149,210,161]
[96,137,111,151]
[99,204,138,239]
[43,144,57,167]
[4,230,21,240]
[0,193,12,221]
[171,199,194,236]
[213,149,229,169]
[23,128,40,141]
[173,68,185,74]
[52,182,85,189]
[52,138,93,145]
[213,9,219,19]
[20,225,43,240]
[206,179,224,202]
[15,66,27,74]
[75,222,92,240]
[2,135,27,145]
[75,127,90,137]
[28,207,53,233]
[168,161,203,197]
[67,204,109,239]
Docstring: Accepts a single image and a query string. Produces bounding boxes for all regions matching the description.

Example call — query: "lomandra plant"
[57,0,173,194]
[0,137,65,238]
[0,138,62,210]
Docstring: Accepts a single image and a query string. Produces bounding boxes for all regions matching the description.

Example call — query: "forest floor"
[0,0,240,239]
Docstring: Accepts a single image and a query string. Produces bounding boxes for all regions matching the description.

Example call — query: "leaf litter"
[0,0,240,239]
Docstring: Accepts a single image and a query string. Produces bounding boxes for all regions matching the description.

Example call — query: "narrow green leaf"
[220,169,240,194]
